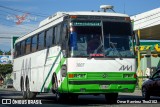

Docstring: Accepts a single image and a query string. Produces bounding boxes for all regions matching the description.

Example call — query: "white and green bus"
[13,10,139,102]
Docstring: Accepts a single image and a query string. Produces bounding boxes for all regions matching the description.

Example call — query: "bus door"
[60,23,69,93]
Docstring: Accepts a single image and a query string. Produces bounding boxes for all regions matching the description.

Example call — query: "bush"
[0,64,13,80]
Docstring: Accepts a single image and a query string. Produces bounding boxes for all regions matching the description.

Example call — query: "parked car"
[3,79,13,88]
[142,70,160,100]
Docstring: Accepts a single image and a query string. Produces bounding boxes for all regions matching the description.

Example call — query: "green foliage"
[5,50,11,55]
[0,64,13,79]
[0,50,3,55]
[0,49,11,55]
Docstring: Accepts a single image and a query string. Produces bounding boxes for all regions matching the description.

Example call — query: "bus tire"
[105,93,118,104]
[52,73,58,93]
[21,78,27,99]
[56,93,68,103]
[69,94,78,102]
[26,77,37,99]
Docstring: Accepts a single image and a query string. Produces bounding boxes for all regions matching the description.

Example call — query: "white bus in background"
[13,6,139,103]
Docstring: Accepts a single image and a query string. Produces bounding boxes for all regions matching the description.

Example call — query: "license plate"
[100,85,109,89]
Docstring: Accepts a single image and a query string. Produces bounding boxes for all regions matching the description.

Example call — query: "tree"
[0,49,3,55]
[5,50,11,55]
[0,64,13,80]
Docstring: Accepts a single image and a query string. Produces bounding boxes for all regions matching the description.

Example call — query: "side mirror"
[135,33,140,46]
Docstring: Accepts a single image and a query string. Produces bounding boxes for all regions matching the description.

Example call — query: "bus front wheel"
[55,93,67,102]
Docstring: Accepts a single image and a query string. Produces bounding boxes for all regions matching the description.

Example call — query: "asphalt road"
[0,88,160,107]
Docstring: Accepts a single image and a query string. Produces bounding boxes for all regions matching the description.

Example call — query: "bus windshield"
[69,21,134,58]
[103,21,133,57]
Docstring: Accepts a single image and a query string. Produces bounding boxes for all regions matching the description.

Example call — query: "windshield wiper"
[94,42,103,54]
[110,42,122,59]
[94,34,104,54]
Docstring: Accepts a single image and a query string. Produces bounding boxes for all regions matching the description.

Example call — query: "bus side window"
[26,38,31,54]
[46,27,53,48]
[31,35,38,52]
[15,43,20,58]
[21,41,25,56]
[54,24,61,45]
[17,42,21,57]
[61,23,68,49]
[38,32,45,50]
[52,27,55,45]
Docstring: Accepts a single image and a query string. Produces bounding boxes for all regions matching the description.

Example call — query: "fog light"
[123,74,133,78]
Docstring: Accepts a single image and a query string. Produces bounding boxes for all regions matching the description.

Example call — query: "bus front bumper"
[68,80,137,93]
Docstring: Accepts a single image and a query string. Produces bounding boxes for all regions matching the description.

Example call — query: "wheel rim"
[22,81,25,96]
[142,88,146,97]
[26,80,30,98]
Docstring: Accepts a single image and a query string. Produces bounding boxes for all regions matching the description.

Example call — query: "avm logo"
[119,65,132,71]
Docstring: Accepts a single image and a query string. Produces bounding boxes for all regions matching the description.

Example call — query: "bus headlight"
[61,65,67,77]
[74,74,86,78]
[123,74,133,78]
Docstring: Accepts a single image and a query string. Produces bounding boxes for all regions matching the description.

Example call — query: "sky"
[0,0,160,52]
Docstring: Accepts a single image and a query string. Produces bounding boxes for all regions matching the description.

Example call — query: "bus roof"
[15,11,129,43]
[39,11,129,27]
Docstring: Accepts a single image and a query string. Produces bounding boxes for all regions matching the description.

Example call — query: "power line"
[0,37,12,39]
[0,9,17,15]
[0,22,37,31]
[0,9,44,23]
[0,5,49,17]
[0,13,7,16]
[0,18,38,30]
[0,13,40,23]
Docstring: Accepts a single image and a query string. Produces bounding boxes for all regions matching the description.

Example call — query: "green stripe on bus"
[40,51,61,92]
[47,56,57,59]
[47,58,66,92]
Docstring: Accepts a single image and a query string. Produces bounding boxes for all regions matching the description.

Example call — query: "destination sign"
[72,21,101,26]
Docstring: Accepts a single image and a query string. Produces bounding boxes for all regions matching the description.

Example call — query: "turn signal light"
[68,74,74,78]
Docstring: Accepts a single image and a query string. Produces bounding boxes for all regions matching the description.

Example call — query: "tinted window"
[32,35,37,52]
[26,38,31,54]
[21,41,25,56]
[103,22,132,35]
[54,24,61,44]
[15,42,21,57]
[46,28,53,47]
[38,32,45,50]
[61,23,67,42]
[61,23,68,49]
